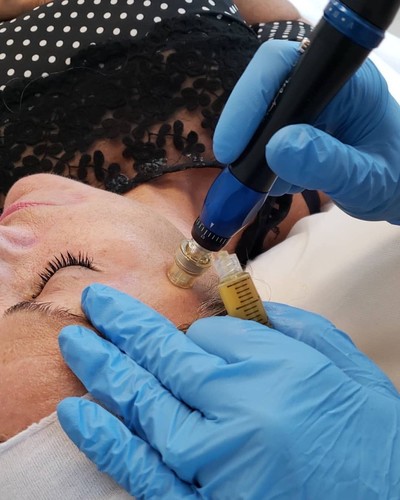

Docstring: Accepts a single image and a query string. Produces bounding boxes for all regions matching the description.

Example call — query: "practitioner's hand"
[57,284,400,499]
[214,40,400,224]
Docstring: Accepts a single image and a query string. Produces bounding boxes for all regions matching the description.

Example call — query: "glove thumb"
[266,124,371,201]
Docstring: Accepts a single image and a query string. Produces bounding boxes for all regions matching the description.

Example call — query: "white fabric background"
[0,412,133,500]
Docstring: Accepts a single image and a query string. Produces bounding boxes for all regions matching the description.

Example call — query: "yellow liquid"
[218,273,271,326]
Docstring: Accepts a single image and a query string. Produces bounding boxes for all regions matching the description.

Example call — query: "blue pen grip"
[192,168,267,252]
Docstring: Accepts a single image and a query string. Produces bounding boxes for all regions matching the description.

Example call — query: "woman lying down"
[0,0,332,497]
[0,0,319,435]
[2,0,400,497]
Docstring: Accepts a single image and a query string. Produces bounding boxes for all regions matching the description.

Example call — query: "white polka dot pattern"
[0,0,310,86]
[0,0,240,84]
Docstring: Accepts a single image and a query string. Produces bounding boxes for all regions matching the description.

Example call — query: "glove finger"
[187,315,301,363]
[79,284,227,411]
[57,398,199,499]
[268,177,302,196]
[267,176,292,196]
[59,326,207,447]
[266,302,399,397]
[214,40,300,164]
[266,124,378,211]
[60,327,231,482]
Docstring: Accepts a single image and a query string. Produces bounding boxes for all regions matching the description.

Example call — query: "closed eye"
[32,251,99,299]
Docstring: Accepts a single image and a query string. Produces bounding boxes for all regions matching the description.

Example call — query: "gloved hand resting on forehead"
[58,284,400,499]
[213,39,400,225]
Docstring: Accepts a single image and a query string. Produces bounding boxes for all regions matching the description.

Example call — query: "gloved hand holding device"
[214,39,400,224]
[58,284,400,499]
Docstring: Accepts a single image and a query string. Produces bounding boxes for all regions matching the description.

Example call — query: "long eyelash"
[32,251,98,299]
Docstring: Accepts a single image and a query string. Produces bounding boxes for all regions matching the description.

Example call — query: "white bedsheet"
[247,1,400,388]
[248,206,400,389]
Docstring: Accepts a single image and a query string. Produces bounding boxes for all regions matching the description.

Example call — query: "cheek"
[101,266,159,305]
[91,245,169,302]
[93,266,200,326]
[39,266,147,318]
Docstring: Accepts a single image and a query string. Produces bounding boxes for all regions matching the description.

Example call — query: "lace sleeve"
[0,15,259,203]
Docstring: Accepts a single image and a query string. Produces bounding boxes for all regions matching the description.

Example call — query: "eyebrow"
[4,300,88,325]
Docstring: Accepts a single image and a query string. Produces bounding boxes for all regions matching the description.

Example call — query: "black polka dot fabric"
[254,20,311,41]
[0,0,242,88]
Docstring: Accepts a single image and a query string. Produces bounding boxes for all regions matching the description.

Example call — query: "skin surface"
[0,0,51,21]
[0,0,301,23]
[234,0,300,24]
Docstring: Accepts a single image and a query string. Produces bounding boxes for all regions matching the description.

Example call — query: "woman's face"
[0,173,216,440]
[0,173,214,323]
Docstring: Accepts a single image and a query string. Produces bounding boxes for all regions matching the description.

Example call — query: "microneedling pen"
[168,0,400,292]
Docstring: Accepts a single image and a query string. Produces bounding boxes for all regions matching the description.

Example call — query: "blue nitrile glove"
[57,284,400,499]
[213,39,400,224]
